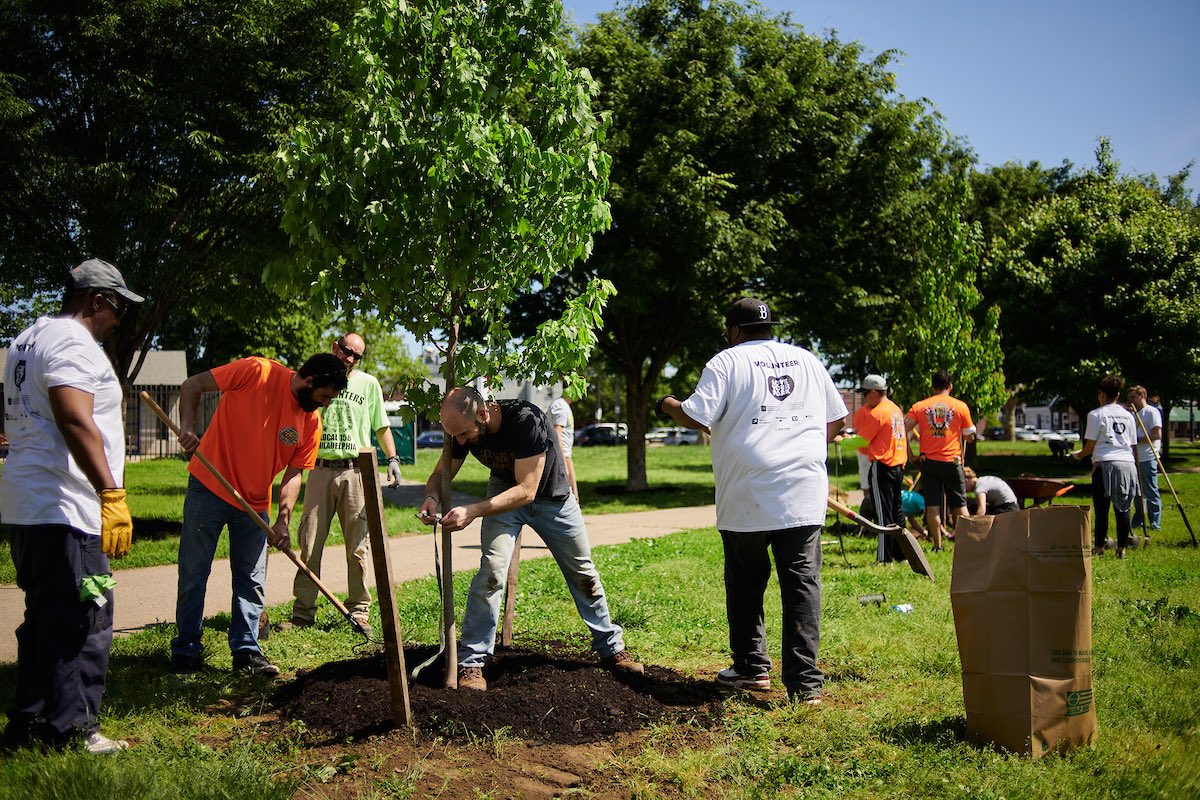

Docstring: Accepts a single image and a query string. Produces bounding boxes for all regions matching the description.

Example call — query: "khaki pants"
[292,465,371,623]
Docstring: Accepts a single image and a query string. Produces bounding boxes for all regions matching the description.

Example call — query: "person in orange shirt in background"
[853,374,908,563]
[169,353,348,677]
[905,370,976,551]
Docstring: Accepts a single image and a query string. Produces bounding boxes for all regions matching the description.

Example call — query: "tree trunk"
[439,319,460,689]
[623,376,655,492]
[1161,399,1172,461]
[1001,392,1018,441]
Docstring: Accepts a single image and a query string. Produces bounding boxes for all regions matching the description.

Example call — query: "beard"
[296,386,321,412]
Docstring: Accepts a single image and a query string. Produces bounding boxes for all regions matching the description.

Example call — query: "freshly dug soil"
[276,642,726,745]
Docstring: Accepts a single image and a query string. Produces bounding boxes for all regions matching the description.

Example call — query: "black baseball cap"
[725,297,780,328]
[67,259,145,304]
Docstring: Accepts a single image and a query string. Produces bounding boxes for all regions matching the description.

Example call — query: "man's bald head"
[333,332,366,370]
[441,386,489,445]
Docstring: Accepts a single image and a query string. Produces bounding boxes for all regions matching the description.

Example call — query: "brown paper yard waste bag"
[950,506,1098,758]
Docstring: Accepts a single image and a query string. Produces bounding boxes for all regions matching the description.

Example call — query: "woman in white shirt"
[1073,375,1138,558]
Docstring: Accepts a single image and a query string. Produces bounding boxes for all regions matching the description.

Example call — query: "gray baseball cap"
[67,259,145,304]
[858,374,888,392]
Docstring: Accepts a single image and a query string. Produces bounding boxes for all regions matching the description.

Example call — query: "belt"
[314,458,358,470]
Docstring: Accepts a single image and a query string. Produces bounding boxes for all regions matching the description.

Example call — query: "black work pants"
[1091,472,1132,550]
[6,524,113,746]
[721,525,823,698]
[869,461,906,563]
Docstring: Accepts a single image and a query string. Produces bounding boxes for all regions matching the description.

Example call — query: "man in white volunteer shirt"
[658,298,847,704]
[1126,385,1162,532]
[1073,375,1139,558]
[1,259,143,754]
[547,389,578,498]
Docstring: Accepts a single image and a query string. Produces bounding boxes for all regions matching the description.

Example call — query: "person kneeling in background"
[964,467,1020,516]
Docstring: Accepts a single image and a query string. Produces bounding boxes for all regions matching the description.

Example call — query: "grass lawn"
[1,442,1198,796]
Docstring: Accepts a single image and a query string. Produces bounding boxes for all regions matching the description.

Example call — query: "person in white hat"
[853,374,907,563]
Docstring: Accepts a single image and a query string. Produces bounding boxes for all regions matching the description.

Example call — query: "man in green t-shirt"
[285,332,402,636]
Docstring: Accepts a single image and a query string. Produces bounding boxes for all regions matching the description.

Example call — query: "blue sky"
[563,0,1200,192]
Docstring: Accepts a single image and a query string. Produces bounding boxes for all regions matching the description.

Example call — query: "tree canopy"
[0,0,354,381]
[515,0,1003,489]
[988,140,1200,418]
[273,0,615,409]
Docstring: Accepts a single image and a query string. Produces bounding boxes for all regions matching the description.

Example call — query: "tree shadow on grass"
[875,714,967,749]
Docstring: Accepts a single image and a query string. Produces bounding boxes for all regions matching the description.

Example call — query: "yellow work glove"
[98,488,133,559]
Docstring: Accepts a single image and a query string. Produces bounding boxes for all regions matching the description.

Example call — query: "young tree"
[870,163,1007,416]
[0,0,355,385]
[273,0,614,686]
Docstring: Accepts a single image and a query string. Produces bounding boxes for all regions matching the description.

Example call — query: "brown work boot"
[600,649,645,675]
[457,666,487,691]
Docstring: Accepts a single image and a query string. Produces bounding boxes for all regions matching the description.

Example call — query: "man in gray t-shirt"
[964,468,1020,515]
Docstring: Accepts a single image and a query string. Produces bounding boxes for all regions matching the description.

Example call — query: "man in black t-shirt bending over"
[419,386,642,691]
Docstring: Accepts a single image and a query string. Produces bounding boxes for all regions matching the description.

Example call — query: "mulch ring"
[275,641,727,746]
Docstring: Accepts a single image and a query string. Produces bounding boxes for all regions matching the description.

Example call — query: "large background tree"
[517,0,1002,490]
[988,140,1200,454]
[0,0,354,381]
[273,0,615,685]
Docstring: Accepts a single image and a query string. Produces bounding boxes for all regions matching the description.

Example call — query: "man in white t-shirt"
[1073,375,1139,558]
[658,298,847,704]
[547,391,578,498]
[1,260,143,754]
[1126,385,1162,532]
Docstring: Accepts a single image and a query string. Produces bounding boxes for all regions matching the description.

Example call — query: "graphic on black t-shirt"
[450,400,572,499]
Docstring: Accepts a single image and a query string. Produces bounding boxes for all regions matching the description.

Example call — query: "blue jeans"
[1131,458,1162,530]
[171,476,268,658]
[459,486,625,668]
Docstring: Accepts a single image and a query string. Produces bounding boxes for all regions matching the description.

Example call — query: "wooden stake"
[357,449,412,727]
[500,530,523,647]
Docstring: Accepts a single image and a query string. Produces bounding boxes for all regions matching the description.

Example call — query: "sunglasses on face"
[336,340,363,361]
[98,293,129,319]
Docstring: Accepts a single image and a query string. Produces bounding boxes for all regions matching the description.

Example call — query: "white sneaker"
[83,732,129,754]
[716,667,770,690]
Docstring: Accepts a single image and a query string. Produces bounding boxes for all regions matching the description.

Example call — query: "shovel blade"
[894,528,936,582]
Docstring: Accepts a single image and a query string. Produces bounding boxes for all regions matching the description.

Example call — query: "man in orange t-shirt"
[904,369,976,551]
[853,374,907,563]
[169,353,347,676]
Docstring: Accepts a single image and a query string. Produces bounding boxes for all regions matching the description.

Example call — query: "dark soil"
[276,642,726,746]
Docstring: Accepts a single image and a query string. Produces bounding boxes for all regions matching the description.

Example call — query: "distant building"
[1,349,188,460]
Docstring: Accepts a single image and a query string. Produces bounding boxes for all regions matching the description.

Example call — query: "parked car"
[575,423,628,446]
[1015,428,1042,442]
[985,426,1006,441]
[1037,429,1063,442]
[416,430,445,448]
[645,426,680,444]
[1056,429,1081,442]
[664,429,702,446]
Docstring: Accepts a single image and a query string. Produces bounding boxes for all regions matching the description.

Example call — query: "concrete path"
[0,480,719,663]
